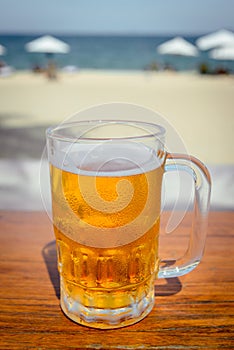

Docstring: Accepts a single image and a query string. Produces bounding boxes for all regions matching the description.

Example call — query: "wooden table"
[0,211,233,349]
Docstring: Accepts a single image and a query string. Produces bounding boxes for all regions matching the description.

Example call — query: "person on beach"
[46,60,57,80]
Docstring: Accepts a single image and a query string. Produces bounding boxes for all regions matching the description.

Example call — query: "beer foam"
[50,141,164,177]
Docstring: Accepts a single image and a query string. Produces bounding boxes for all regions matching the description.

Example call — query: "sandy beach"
[1,70,233,163]
[0,70,233,210]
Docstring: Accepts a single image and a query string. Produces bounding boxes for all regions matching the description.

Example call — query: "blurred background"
[0,0,233,210]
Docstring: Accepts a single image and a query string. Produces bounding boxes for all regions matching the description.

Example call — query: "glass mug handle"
[158,153,211,279]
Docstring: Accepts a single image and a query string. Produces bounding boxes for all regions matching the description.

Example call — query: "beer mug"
[46,119,211,329]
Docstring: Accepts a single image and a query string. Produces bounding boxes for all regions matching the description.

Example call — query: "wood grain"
[0,211,233,349]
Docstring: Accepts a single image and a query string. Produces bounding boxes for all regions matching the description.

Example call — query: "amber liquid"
[50,153,164,328]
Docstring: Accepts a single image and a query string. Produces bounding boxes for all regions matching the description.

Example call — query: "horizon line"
[0,27,233,37]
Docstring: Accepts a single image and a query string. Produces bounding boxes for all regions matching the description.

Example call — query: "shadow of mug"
[42,240,60,299]
[42,241,182,300]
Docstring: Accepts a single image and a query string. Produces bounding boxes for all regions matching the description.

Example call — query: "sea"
[0,34,234,73]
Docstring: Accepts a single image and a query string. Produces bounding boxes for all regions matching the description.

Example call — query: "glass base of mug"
[60,277,155,329]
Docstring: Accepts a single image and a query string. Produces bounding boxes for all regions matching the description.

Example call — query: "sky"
[0,0,233,35]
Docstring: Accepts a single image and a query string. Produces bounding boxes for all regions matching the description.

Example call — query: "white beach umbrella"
[196,29,234,51]
[209,45,234,60]
[25,35,70,54]
[157,37,199,57]
[0,44,6,55]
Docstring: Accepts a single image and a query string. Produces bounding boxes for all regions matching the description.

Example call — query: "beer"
[50,142,164,328]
